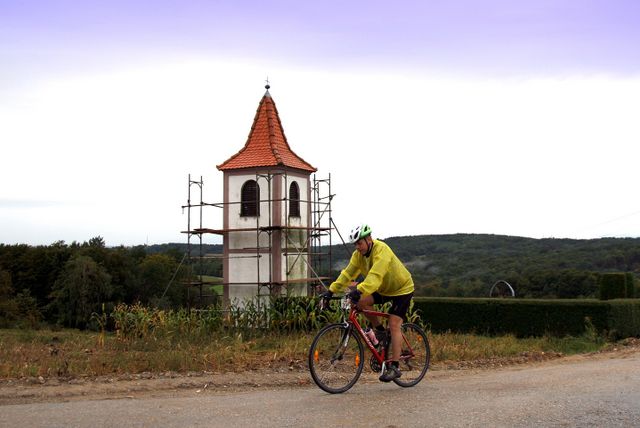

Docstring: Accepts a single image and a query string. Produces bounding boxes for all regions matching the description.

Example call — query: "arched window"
[241,180,260,216]
[289,181,300,217]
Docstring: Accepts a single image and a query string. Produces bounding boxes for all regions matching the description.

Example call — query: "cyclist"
[321,224,414,382]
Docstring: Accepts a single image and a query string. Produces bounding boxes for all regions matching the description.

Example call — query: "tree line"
[3,233,640,329]
[328,234,640,298]
[0,237,221,329]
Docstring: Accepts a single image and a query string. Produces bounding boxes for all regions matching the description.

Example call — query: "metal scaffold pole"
[181,171,335,308]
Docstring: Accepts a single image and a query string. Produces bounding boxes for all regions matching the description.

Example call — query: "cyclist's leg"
[358,293,380,328]
[387,293,414,361]
[379,298,405,382]
[389,313,403,361]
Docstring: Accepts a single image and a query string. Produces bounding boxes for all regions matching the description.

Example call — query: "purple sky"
[2,1,640,77]
[2,1,640,245]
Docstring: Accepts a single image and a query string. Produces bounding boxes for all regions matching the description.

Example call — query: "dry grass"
[430,331,604,364]
[0,328,310,378]
[0,327,607,379]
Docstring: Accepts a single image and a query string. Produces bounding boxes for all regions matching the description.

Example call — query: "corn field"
[108,297,425,341]
[108,297,336,341]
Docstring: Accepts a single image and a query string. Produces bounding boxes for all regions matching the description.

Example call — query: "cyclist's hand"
[347,288,361,304]
[318,290,333,310]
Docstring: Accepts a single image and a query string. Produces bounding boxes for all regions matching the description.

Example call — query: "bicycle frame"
[341,297,416,373]
[310,295,430,393]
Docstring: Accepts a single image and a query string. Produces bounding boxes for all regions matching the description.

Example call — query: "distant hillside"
[152,235,640,298]
[328,234,640,298]
[145,243,222,255]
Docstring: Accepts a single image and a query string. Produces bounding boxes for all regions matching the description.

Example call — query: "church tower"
[217,85,317,303]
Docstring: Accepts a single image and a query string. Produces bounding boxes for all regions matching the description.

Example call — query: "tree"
[598,272,627,300]
[102,246,141,303]
[0,269,18,327]
[78,236,108,266]
[0,242,73,309]
[138,254,183,307]
[14,289,42,328]
[48,255,113,328]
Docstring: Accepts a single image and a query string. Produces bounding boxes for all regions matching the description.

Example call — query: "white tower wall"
[223,170,311,304]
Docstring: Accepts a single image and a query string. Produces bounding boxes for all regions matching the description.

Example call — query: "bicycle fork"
[330,324,353,363]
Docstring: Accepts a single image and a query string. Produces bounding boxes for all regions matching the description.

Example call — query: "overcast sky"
[1,0,640,246]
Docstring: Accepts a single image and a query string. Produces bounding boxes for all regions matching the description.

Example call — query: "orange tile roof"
[217,89,317,172]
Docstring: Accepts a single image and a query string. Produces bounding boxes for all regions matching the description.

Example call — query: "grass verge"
[0,327,611,379]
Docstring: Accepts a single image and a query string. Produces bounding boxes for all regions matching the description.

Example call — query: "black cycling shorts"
[372,292,414,321]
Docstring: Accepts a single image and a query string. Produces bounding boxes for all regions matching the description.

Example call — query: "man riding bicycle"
[322,224,414,382]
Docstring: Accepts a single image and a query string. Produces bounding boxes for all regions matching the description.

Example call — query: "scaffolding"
[181,172,335,307]
[180,175,222,307]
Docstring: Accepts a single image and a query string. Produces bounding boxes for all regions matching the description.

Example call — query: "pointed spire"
[264,77,271,96]
[217,85,316,172]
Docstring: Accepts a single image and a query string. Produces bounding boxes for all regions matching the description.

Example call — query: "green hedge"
[607,299,640,338]
[414,297,640,338]
[599,273,627,300]
[625,273,637,298]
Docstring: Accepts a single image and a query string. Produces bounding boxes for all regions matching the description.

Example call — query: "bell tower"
[216,84,317,303]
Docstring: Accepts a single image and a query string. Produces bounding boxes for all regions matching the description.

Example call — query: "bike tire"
[308,323,364,394]
[392,323,430,387]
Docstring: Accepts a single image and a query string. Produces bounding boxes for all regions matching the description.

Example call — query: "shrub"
[625,273,637,298]
[599,273,627,300]
[414,297,640,339]
[607,299,640,338]
[0,269,18,327]
[48,255,113,329]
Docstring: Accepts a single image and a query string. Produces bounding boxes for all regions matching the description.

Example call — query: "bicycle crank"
[369,355,381,372]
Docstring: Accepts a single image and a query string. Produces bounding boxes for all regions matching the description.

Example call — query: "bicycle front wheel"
[308,323,364,394]
[393,323,430,387]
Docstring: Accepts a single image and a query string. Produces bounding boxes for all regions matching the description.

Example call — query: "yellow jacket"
[329,239,414,296]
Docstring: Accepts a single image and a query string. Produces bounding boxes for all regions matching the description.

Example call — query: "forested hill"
[150,234,640,298]
[145,243,222,255]
[1,234,638,328]
[330,234,640,298]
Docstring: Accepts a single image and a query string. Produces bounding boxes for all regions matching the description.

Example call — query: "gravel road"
[1,351,639,427]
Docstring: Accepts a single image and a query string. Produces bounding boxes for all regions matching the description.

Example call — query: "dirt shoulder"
[2,338,638,405]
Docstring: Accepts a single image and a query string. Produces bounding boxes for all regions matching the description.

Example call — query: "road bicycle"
[308,295,430,393]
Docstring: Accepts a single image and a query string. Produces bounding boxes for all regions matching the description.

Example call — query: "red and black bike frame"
[345,303,416,371]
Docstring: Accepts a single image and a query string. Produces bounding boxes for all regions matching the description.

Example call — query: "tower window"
[241,180,260,216]
[289,181,300,217]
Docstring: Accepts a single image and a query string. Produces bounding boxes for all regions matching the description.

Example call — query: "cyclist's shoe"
[379,365,401,382]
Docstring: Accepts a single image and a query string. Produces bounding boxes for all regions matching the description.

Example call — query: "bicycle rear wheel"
[308,323,364,394]
[393,323,430,387]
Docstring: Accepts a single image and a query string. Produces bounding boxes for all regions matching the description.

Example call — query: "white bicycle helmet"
[348,224,372,244]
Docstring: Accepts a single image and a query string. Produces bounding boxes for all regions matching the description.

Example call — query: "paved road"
[2,352,639,427]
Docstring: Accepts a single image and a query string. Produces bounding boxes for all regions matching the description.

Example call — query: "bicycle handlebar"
[318,294,354,311]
